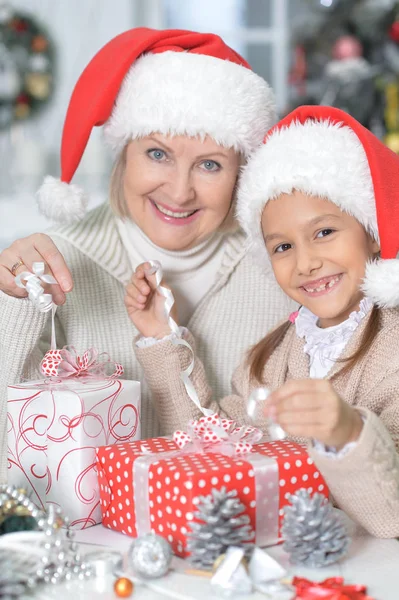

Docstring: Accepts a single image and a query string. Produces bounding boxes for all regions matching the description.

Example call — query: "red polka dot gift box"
[96,416,328,556]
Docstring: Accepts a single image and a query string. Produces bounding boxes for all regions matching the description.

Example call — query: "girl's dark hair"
[248,305,381,383]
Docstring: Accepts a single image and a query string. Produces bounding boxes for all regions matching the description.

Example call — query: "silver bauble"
[128,533,172,579]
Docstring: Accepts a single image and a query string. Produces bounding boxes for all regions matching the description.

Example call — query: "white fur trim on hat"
[362,258,399,308]
[236,118,378,266]
[36,176,89,223]
[103,51,276,157]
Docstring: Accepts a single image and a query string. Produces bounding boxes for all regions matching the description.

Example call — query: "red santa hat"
[237,105,399,308]
[37,28,275,223]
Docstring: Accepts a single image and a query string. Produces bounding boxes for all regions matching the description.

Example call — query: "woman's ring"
[10,259,24,276]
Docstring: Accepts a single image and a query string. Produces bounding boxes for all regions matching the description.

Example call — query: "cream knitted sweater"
[135,307,399,538]
[0,203,295,483]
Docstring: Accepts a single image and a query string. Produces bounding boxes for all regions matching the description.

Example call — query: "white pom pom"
[36,176,89,223]
[362,259,399,308]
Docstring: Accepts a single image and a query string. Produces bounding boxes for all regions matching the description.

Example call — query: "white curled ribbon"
[247,387,287,442]
[144,260,214,417]
[15,261,57,314]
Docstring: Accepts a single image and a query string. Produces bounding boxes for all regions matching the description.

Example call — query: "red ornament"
[9,18,29,32]
[332,35,363,61]
[292,576,374,600]
[16,93,30,105]
[289,45,307,83]
[389,21,399,44]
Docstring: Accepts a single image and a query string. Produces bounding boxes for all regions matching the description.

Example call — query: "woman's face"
[123,134,240,250]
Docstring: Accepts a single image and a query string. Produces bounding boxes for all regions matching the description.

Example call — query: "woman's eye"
[274,243,292,254]
[200,159,220,172]
[147,148,166,161]
[316,228,335,238]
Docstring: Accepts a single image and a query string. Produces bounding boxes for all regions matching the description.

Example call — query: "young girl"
[125,105,399,538]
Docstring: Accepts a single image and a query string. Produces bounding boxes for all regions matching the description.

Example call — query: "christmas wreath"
[0,4,55,129]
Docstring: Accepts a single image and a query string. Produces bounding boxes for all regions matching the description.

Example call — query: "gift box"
[7,377,141,529]
[96,419,328,557]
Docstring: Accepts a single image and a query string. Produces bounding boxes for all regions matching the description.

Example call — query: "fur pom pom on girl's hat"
[236,105,399,308]
[37,27,276,224]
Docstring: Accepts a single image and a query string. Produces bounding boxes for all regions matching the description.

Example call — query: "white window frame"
[132,0,289,112]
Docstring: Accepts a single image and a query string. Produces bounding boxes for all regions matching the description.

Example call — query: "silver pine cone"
[186,487,255,570]
[282,489,350,568]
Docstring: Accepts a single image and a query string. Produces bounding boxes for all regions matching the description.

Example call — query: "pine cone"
[186,487,255,569]
[282,489,350,568]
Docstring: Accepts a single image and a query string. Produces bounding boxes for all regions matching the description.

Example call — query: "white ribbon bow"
[15,261,57,313]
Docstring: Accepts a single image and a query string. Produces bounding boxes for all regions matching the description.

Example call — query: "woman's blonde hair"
[109,142,242,232]
[109,145,129,218]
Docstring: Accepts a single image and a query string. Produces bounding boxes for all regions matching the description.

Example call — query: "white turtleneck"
[116,219,225,325]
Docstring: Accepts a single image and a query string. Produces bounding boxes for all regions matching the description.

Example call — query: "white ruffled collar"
[295,297,373,348]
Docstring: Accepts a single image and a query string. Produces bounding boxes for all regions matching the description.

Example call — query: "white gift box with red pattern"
[7,377,140,529]
[96,435,328,557]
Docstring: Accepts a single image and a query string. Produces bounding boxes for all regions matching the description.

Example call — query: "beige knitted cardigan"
[0,203,295,483]
[136,307,399,538]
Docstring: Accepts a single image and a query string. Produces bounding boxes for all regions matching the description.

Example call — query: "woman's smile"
[149,198,201,226]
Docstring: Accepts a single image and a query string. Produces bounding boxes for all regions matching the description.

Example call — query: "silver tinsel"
[281,489,350,568]
[0,549,40,599]
[0,485,92,597]
[128,533,172,579]
[187,487,255,570]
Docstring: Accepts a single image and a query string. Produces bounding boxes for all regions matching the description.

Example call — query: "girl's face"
[123,134,240,251]
[261,191,379,328]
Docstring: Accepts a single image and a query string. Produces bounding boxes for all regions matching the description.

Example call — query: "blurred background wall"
[1,0,398,249]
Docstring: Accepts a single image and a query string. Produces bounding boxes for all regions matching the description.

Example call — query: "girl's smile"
[300,273,343,297]
[262,190,380,328]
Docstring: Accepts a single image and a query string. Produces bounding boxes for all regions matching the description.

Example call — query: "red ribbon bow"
[292,577,374,600]
[41,346,124,379]
[173,414,262,455]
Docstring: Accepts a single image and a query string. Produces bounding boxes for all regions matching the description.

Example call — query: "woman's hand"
[265,379,363,450]
[124,262,177,339]
[0,234,73,305]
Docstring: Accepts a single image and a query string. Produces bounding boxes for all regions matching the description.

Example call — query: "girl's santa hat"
[37,28,275,224]
[237,105,399,308]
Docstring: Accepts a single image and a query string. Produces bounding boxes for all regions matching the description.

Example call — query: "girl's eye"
[200,159,221,172]
[274,243,292,254]
[316,228,335,238]
[147,148,166,161]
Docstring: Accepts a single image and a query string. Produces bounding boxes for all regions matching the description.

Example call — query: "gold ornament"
[2,500,16,513]
[384,131,399,154]
[14,103,30,119]
[31,35,48,52]
[114,577,134,598]
[25,73,51,100]
[13,505,32,517]
[384,82,399,133]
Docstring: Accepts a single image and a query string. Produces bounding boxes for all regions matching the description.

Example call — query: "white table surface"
[28,516,399,600]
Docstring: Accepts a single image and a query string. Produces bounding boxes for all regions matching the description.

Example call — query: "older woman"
[0,28,295,482]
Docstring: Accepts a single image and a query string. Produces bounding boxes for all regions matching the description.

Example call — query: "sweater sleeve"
[0,291,66,483]
[309,402,399,538]
[134,329,254,436]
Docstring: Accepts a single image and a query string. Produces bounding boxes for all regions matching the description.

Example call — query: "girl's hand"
[0,234,72,305]
[265,379,363,450]
[124,262,177,338]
